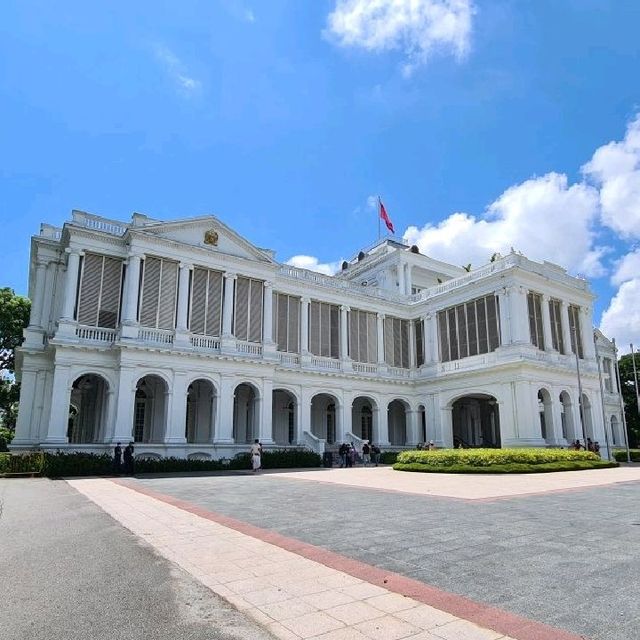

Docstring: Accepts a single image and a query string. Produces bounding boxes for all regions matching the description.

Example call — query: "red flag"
[379,198,394,234]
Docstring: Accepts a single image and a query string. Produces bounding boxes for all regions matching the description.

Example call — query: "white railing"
[388,366,411,378]
[190,335,220,350]
[302,430,325,455]
[72,210,127,236]
[311,356,341,370]
[236,341,263,356]
[138,328,174,345]
[345,431,366,449]
[75,325,117,343]
[278,352,300,366]
[352,362,378,374]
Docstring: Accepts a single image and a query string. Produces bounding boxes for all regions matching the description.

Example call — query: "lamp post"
[613,339,632,463]
[593,332,611,460]
[572,325,589,449]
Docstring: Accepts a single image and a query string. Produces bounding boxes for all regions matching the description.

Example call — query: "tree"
[617,353,640,448]
[0,288,31,437]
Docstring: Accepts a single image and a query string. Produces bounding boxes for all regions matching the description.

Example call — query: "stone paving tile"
[353,614,421,640]
[395,604,458,629]
[323,600,386,625]
[365,593,421,614]
[430,619,504,640]
[279,611,345,638]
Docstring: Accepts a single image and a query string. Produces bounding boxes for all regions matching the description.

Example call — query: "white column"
[175,263,192,331]
[12,369,39,445]
[541,294,554,352]
[299,387,311,442]
[300,297,310,354]
[561,301,573,355]
[222,272,236,337]
[335,397,345,444]
[397,261,405,294]
[422,315,430,364]
[408,319,416,369]
[340,305,349,361]
[61,249,82,321]
[510,286,530,344]
[581,307,596,360]
[376,313,385,365]
[498,288,511,345]
[263,282,274,344]
[406,409,419,445]
[550,388,566,446]
[111,367,137,443]
[29,260,48,328]
[440,406,454,448]
[122,254,142,325]
[405,264,412,295]
[44,365,71,444]
[165,373,187,444]
[259,379,274,444]
[214,375,236,443]
[374,406,390,446]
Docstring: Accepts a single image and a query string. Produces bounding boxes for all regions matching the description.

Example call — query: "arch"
[537,388,554,442]
[187,452,212,460]
[67,374,110,444]
[418,404,427,444]
[184,374,219,396]
[136,452,162,460]
[311,392,339,443]
[233,382,260,444]
[351,396,378,442]
[559,391,574,441]
[581,393,594,442]
[451,393,500,448]
[186,379,216,444]
[273,388,297,445]
[388,398,409,446]
[610,415,619,446]
[133,375,169,443]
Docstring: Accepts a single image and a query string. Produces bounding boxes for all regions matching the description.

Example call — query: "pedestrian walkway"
[68,478,585,640]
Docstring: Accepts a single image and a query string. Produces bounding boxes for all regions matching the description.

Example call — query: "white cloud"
[403,172,606,275]
[600,278,640,355]
[611,248,640,286]
[325,0,474,75]
[583,115,640,238]
[286,255,341,276]
[244,8,256,23]
[153,44,202,96]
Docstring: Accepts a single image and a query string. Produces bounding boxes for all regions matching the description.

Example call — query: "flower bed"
[393,448,618,474]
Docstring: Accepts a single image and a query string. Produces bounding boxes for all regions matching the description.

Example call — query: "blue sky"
[2,1,640,349]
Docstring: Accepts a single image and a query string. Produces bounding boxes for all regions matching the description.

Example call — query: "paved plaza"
[3,466,640,640]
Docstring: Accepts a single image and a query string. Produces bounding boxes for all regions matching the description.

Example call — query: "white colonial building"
[12,209,624,460]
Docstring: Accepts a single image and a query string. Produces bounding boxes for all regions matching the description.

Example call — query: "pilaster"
[44,364,71,444]
[541,294,554,352]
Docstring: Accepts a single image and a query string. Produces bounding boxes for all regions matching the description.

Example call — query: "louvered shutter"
[487,295,499,351]
[99,257,122,328]
[190,268,207,334]
[140,257,161,327]
[367,313,377,363]
[288,297,299,353]
[158,260,178,329]
[467,302,478,356]
[309,301,320,355]
[437,311,448,362]
[207,270,223,336]
[415,319,424,367]
[330,305,340,358]
[348,310,357,361]
[77,253,102,326]
[234,277,250,340]
[276,294,287,351]
[249,279,263,342]
[384,318,393,364]
[358,311,367,362]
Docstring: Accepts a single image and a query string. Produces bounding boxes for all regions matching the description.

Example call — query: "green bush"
[42,452,112,477]
[613,449,640,462]
[0,452,45,475]
[396,447,600,468]
[379,451,399,465]
[0,427,14,452]
[394,459,618,474]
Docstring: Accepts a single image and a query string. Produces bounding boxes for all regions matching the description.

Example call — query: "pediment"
[130,215,274,263]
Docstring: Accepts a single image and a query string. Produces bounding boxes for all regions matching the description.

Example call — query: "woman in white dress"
[250,439,262,472]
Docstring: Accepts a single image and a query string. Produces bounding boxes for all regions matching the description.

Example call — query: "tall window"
[603,357,613,392]
[326,403,336,444]
[527,292,545,349]
[361,406,372,442]
[190,267,223,336]
[349,309,377,363]
[139,256,178,329]
[234,277,263,342]
[76,252,124,328]
[273,293,300,353]
[309,301,340,358]
[438,295,500,363]
[415,319,424,367]
[384,316,410,368]
[549,299,564,353]
[568,304,584,359]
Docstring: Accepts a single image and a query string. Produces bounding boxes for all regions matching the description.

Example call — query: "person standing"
[250,439,262,472]
[371,444,381,466]
[113,442,122,475]
[123,442,135,475]
[339,443,348,468]
[362,441,371,466]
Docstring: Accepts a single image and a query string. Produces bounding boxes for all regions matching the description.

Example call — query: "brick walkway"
[68,477,590,640]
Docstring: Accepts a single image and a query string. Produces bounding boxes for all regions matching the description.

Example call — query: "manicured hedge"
[394,460,618,474]
[379,451,399,465]
[613,449,640,462]
[395,448,600,469]
[0,452,45,475]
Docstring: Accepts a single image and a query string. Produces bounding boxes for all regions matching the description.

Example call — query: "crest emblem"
[204,229,219,246]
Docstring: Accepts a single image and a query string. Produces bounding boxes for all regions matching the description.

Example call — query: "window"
[273,293,300,353]
[190,267,223,336]
[603,358,613,392]
[549,299,564,353]
[384,316,410,368]
[437,294,501,363]
[309,300,340,358]
[139,256,178,329]
[527,292,545,349]
[234,277,263,342]
[76,252,124,328]
[568,304,584,359]
[415,319,424,367]
[348,309,377,363]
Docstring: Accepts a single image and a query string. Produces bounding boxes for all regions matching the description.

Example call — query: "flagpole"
[377,196,381,241]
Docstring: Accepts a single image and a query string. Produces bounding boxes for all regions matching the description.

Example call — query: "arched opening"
[581,394,594,442]
[559,391,574,441]
[134,375,168,443]
[537,389,553,442]
[272,389,297,445]
[352,397,375,442]
[610,415,619,446]
[67,374,109,443]
[418,404,427,444]
[452,394,500,448]
[186,379,216,444]
[233,383,259,444]
[388,399,408,446]
[311,393,338,444]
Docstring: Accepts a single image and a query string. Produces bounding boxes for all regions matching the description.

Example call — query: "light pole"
[613,339,632,463]
[593,332,611,460]
[572,325,589,449]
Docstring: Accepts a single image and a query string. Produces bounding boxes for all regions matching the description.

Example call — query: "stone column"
[397,261,405,294]
[165,373,187,444]
[44,364,71,444]
[298,387,311,443]
[122,254,142,325]
[300,297,310,362]
[405,264,412,295]
[340,305,351,370]
[497,288,512,345]
[175,263,192,331]
[29,260,48,329]
[509,286,530,344]
[12,369,39,445]
[373,406,390,446]
[541,294,554,352]
[58,249,82,337]
[581,307,596,360]
[561,301,573,355]
[408,319,416,369]
[214,375,236,443]
[263,282,274,344]
[259,379,274,444]
[440,406,454,448]
[376,313,385,365]
[406,409,419,445]
[111,367,137,443]
[549,388,566,446]
[222,272,236,338]
[335,397,345,444]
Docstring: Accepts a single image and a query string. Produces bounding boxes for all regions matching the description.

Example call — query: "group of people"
[112,442,135,475]
[416,441,437,450]
[571,438,601,455]
[338,441,381,467]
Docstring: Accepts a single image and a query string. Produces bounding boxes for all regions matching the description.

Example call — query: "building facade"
[12,210,624,460]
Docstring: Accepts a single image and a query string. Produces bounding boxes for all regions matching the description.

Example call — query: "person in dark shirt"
[123,442,135,475]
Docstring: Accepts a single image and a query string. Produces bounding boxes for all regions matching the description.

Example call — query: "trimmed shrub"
[379,451,399,465]
[0,452,45,475]
[42,452,112,477]
[613,449,640,462]
[394,460,618,474]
